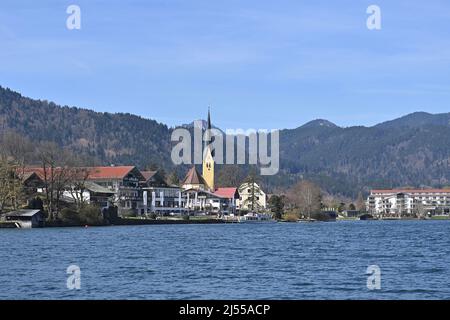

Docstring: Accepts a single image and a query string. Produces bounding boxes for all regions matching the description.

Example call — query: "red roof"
[141,171,157,181]
[214,187,239,199]
[371,189,450,194]
[23,167,45,179]
[24,166,142,181]
[86,166,138,180]
[23,167,67,179]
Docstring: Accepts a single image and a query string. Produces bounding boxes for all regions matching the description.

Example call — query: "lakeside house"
[4,209,45,228]
[85,166,146,215]
[237,182,267,211]
[141,170,186,215]
[367,188,450,217]
[62,181,116,208]
[179,165,239,214]
[214,188,240,215]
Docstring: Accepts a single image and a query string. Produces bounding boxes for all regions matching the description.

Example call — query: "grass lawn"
[430,215,450,220]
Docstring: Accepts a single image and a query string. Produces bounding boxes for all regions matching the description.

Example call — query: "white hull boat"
[238,213,277,223]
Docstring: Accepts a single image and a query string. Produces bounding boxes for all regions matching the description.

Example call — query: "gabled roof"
[86,166,144,180]
[183,188,225,199]
[141,170,158,181]
[84,181,115,194]
[22,171,43,182]
[5,209,42,217]
[140,170,170,187]
[214,187,239,199]
[24,166,144,181]
[22,167,48,179]
[23,167,83,180]
[24,166,145,180]
[182,166,207,186]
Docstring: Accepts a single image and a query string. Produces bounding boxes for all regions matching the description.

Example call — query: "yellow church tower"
[202,108,215,191]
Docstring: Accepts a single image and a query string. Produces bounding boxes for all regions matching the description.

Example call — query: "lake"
[1,220,449,299]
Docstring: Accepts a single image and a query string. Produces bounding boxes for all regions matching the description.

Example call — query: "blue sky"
[1,0,449,129]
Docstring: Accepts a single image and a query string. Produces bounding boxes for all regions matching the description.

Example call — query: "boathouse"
[5,209,45,228]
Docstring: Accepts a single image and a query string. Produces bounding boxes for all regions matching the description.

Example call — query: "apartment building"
[367,188,450,217]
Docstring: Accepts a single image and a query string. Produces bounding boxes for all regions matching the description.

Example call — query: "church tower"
[202,107,215,191]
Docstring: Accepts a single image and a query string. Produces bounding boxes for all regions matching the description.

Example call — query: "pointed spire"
[204,106,212,144]
[207,105,212,131]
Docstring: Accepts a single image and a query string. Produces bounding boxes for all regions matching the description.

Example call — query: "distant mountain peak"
[301,119,338,129]
[181,119,220,131]
[375,111,450,129]
[182,119,208,130]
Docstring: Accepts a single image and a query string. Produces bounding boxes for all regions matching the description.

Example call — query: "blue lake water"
[1,220,450,300]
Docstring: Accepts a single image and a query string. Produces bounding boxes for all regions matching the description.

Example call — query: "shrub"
[102,206,119,224]
[283,212,299,222]
[120,209,137,218]
[60,208,81,224]
[79,205,104,225]
[28,197,44,210]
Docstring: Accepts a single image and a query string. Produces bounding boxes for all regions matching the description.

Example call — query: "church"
[181,109,239,214]
[180,109,266,214]
[182,108,215,192]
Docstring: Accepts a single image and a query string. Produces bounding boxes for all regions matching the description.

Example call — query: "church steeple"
[202,106,215,191]
[204,106,212,145]
[207,106,211,131]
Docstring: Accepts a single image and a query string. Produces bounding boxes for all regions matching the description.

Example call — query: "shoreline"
[2,215,449,229]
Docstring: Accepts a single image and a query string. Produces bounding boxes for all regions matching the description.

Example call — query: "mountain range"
[1,85,450,197]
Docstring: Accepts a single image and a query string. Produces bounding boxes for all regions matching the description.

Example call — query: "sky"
[0,0,449,130]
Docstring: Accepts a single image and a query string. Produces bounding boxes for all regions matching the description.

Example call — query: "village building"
[140,170,185,215]
[21,171,45,198]
[4,209,45,228]
[214,187,239,215]
[85,166,146,215]
[367,188,450,217]
[237,182,267,211]
[62,181,115,208]
[181,166,208,191]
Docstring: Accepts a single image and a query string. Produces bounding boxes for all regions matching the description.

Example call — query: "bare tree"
[287,180,322,219]
[356,192,366,212]
[66,167,91,210]
[38,142,59,220]
[0,159,22,213]
[0,132,33,212]
[38,143,77,220]
[414,200,426,219]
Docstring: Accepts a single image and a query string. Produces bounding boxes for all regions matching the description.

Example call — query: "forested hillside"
[2,85,450,197]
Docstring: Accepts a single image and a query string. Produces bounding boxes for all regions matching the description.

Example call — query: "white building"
[367,189,450,217]
[237,182,267,211]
